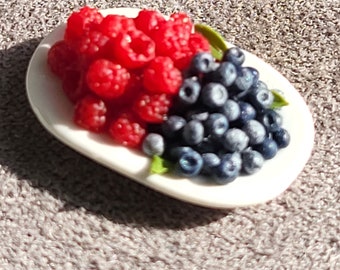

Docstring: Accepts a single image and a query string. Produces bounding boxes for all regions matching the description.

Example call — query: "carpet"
[0,0,339,269]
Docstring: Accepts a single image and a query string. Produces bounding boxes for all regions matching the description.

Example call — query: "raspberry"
[112,30,156,69]
[62,69,89,103]
[86,59,130,99]
[74,94,107,132]
[76,30,110,61]
[99,14,136,39]
[170,12,193,32]
[133,92,172,123]
[188,33,211,54]
[47,40,78,78]
[64,6,103,43]
[134,9,166,36]
[109,112,146,148]
[143,56,182,94]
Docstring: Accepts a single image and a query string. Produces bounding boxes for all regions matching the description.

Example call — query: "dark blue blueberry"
[213,153,242,184]
[248,80,274,109]
[241,120,266,145]
[235,101,256,126]
[168,146,192,161]
[189,52,216,74]
[204,113,229,137]
[185,109,209,122]
[142,133,165,156]
[200,82,228,109]
[162,115,186,139]
[182,120,205,145]
[222,47,245,66]
[231,67,258,97]
[204,61,237,87]
[175,149,203,177]
[193,136,220,154]
[221,128,249,152]
[253,137,278,160]
[272,128,290,148]
[201,153,221,175]
[241,150,264,175]
[257,109,283,133]
[219,99,241,121]
[178,77,201,105]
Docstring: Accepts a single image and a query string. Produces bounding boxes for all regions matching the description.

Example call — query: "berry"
[188,33,211,55]
[143,56,182,94]
[241,150,264,175]
[182,120,205,145]
[112,30,156,69]
[253,137,278,160]
[185,109,209,122]
[64,6,103,43]
[73,94,107,132]
[134,9,166,35]
[221,128,249,152]
[201,153,220,175]
[213,153,241,184]
[175,148,203,177]
[241,119,266,145]
[272,128,290,148]
[204,113,229,137]
[76,30,110,60]
[133,92,172,123]
[47,40,78,78]
[177,77,201,105]
[237,101,256,125]
[219,99,241,122]
[62,69,89,103]
[189,52,216,75]
[109,112,146,148]
[142,133,165,156]
[99,14,136,39]
[222,47,245,66]
[162,115,186,139]
[231,67,258,96]
[205,62,237,87]
[170,12,193,32]
[248,80,274,109]
[200,83,228,109]
[86,59,130,99]
[257,109,283,133]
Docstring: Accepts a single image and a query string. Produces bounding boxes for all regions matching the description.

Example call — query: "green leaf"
[270,89,289,109]
[150,155,171,174]
[194,24,228,59]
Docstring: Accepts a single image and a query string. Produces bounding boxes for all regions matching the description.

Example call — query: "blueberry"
[200,82,228,109]
[178,77,201,105]
[272,128,290,148]
[213,153,242,184]
[175,149,203,177]
[231,67,258,96]
[162,115,186,139]
[168,146,193,161]
[190,52,216,74]
[182,120,205,145]
[204,113,229,137]
[201,153,221,175]
[241,150,264,175]
[222,47,245,66]
[186,109,209,122]
[253,137,278,160]
[221,128,249,152]
[236,101,256,125]
[257,109,283,133]
[205,62,237,87]
[219,99,241,121]
[242,120,266,145]
[248,81,274,109]
[194,137,220,154]
[142,133,165,156]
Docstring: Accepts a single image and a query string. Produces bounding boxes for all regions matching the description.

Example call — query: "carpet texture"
[0,0,339,269]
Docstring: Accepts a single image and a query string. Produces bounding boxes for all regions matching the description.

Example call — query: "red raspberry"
[133,92,172,123]
[170,12,193,32]
[112,30,156,69]
[134,9,166,36]
[109,112,146,148]
[74,94,107,132]
[99,14,136,39]
[188,33,211,54]
[62,69,89,103]
[64,6,103,43]
[86,59,130,99]
[47,40,78,78]
[143,56,182,94]
[76,30,110,61]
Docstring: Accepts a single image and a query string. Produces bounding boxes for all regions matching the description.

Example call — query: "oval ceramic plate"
[26,8,314,208]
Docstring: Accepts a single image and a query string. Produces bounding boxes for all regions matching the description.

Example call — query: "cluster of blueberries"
[142,47,290,184]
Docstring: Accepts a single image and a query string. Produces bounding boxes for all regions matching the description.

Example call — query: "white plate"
[26,8,314,208]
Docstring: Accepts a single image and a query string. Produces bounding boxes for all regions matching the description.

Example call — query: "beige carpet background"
[0,0,339,269]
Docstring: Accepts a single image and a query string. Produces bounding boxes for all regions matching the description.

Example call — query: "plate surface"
[26,8,314,208]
